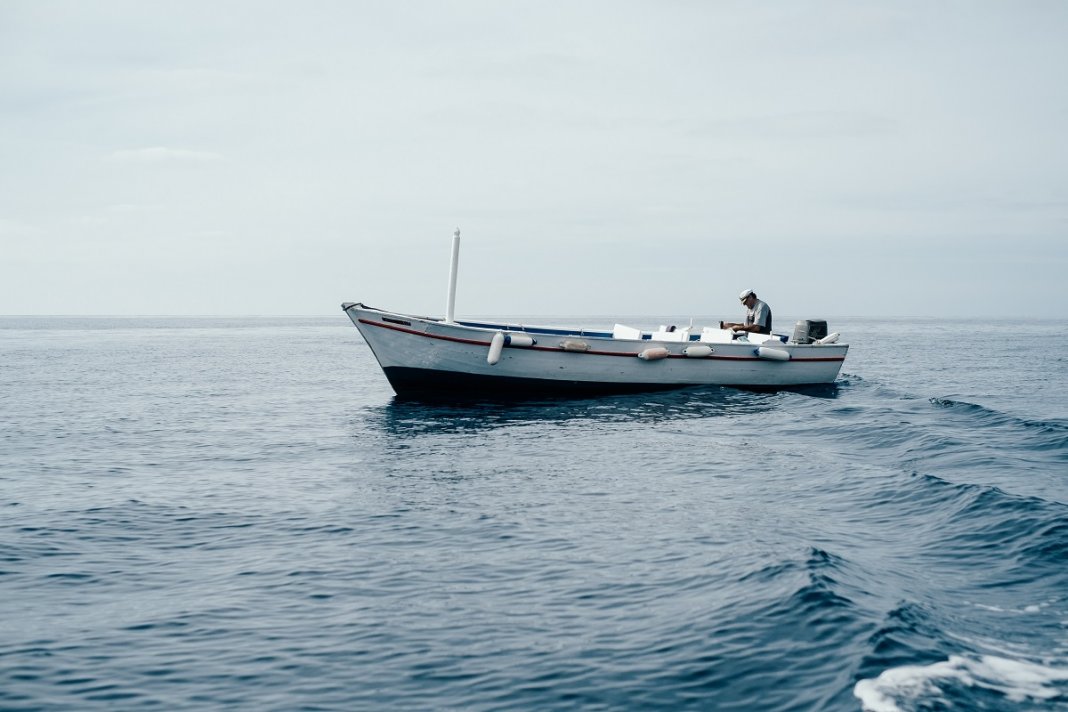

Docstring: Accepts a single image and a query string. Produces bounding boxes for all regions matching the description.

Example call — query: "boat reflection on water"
[366,383,841,440]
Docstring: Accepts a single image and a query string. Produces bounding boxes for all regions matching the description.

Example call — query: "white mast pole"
[445,228,461,323]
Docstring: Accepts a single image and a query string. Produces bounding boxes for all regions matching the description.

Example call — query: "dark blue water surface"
[2,316,1066,711]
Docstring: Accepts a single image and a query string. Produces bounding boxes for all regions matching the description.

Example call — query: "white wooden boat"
[342,231,847,398]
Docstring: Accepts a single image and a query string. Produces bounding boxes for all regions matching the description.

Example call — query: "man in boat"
[720,288,772,334]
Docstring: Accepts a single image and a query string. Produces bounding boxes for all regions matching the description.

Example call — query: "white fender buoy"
[487,331,505,365]
[816,332,840,345]
[505,333,535,348]
[683,345,713,358]
[756,346,791,361]
[638,347,670,361]
[560,339,589,352]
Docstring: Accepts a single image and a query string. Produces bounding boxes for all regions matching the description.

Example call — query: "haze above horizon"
[2,2,1066,318]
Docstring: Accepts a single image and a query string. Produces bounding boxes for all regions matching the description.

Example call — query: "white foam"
[854,654,1068,711]
[969,599,1049,615]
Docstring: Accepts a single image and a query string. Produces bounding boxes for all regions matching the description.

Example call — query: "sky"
[1,1,1066,318]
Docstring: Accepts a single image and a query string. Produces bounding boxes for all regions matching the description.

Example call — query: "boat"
[342,231,848,398]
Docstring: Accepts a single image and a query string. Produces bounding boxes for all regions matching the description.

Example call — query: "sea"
[1,315,1066,712]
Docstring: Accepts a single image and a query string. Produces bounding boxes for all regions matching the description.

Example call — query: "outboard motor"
[790,319,829,344]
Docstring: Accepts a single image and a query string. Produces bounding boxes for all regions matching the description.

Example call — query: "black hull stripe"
[381,366,826,398]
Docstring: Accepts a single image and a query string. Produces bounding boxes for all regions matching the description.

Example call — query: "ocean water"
[1,315,1066,711]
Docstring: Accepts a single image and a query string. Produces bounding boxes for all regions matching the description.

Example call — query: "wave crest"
[855,653,1068,712]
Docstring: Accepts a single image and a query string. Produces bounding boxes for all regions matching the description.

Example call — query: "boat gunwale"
[345,302,619,339]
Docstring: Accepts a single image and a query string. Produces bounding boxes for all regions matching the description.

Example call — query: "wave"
[858,601,958,679]
[849,470,1068,586]
[632,545,871,711]
[851,473,1068,710]
[908,479,1068,583]
[797,379,1068,511]
[930,397,1068,447]
[820,389,1067,459]
[855,653,1068,712]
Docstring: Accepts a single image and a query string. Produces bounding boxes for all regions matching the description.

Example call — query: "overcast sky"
[2,1,1066,318]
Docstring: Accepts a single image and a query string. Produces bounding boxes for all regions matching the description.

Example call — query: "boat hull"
[343,303,848,398]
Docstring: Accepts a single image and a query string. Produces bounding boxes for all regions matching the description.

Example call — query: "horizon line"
[0,313,1057,321]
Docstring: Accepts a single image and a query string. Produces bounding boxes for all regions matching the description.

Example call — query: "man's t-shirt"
[745,299,773,334]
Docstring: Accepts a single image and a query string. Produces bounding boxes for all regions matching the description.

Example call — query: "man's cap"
[739,288,755,301]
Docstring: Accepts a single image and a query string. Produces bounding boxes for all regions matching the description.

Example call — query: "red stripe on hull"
[357,317,845,363]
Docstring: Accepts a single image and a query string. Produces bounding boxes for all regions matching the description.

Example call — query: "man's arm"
[721,303,770,334]
[722,322,765,334]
